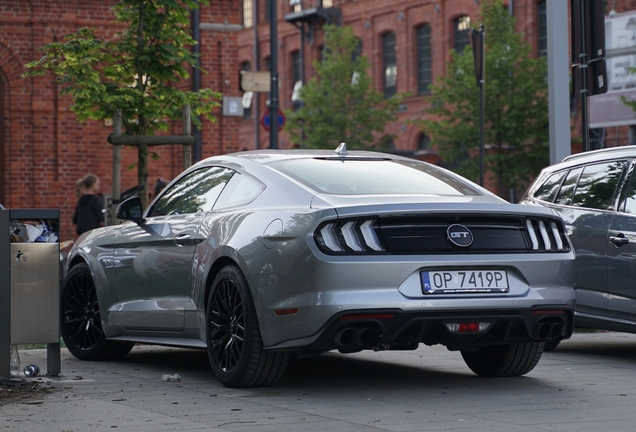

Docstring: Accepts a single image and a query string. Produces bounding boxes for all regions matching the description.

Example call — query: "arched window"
[418,133,430,150]
[382,32,397,98]
[453,16,471,53]
[416,24,432,94]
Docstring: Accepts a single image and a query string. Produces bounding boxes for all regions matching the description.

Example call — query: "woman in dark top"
[72,173,104,235]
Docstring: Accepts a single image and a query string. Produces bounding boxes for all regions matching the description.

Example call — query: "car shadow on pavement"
[547,336,636,364]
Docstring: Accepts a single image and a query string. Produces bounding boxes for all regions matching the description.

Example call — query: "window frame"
[149,167,235,217]
[537,0,547,57]
[242,0,253,28]
[381,31,397,98]
[415,24,432,95]
[453,16,471,54]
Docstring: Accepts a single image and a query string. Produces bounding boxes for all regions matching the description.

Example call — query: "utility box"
[0,209,61,378]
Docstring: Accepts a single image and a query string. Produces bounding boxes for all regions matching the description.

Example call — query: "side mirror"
[116,196,145,223]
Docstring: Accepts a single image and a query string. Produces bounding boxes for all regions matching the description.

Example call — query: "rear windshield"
[268,158,481,196]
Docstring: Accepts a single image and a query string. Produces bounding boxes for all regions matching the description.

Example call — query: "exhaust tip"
[550,322,564,340]
[359,327,381,346]
[334,327,360,347]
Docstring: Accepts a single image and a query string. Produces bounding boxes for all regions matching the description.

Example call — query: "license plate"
[421,270,509,294]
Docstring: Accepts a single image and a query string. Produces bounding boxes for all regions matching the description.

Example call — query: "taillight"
[315,219,386,254]
[525,218,569,252]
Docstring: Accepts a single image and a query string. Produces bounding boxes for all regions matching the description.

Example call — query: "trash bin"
[0,209,61,378]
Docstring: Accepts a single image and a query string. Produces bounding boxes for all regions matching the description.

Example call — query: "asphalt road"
[1,331,636,431]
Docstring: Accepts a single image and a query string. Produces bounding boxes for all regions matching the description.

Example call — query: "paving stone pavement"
[2,331,636,431]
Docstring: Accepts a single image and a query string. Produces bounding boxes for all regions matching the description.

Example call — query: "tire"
[60,263,134,361]
[543,340,561,352]
[461,342,544,377]
[206,265,289,388]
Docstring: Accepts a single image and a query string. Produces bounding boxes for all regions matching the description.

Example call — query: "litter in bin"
[162,374,181,382]
[9,219,58,243]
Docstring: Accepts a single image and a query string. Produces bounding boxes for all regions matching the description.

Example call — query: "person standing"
[72,173,104,236]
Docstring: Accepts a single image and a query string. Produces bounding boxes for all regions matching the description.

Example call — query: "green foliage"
[284,25,405,150]
[23,0,220,208]
[420,0,549,196]
[24,0,220,135]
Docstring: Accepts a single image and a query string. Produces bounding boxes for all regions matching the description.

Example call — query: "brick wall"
[0,0,240,242]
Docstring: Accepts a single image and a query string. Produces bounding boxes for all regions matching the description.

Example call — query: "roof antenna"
[334,142,349,156]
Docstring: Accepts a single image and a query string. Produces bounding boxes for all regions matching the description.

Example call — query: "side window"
[533,170,567,203]
[214,172,265,210]
[570,160,628,210]
[150,167,234,216]
[555,167,583,206]
[623,171,636,214]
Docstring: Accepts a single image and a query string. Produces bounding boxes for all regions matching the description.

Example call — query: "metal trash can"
[0,209,61,378]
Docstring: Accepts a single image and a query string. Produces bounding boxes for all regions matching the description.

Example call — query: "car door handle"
[173,233,192,246]
[609,235,629,246]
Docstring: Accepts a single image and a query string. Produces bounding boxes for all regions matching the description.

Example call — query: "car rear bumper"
[268,306,574,352]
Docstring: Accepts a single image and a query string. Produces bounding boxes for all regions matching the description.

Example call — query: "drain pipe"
[253,0,260,149]
[192,4,202,162]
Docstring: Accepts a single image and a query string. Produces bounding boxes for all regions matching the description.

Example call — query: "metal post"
[192,5,202,162]
[478,25,485,187]
[253,0,260,150]
[547,0,571,164]
[578,0,590,152]
[0,210,10,378]
[269,0,279,149]
[183,104,192,170]
[111,111,122,226]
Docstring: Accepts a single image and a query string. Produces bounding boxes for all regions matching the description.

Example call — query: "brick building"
[5,0,636,241]
[237,0,636,174]
[0,0,241,241]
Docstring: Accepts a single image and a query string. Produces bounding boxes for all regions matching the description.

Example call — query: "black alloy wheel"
[60,263,134,361]
[207,265,289,388]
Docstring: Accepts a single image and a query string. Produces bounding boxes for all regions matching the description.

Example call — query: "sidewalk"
[2,332,636,431]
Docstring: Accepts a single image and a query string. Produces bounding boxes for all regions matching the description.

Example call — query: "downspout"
[253,0,260,149]
[192,5,202,162]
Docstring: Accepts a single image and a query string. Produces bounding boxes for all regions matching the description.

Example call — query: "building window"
[291,51,302,106]
[242,0,253,28]
[352,38,363,62]
[416,24,432,95]
[292,51,302,84]
[290,0,301,13]
[322,0,333,7]
[537,0,547,57]
[453,16,471,53]
[382,32,397,98]
[264,0,271,23]
[418,133,430,150]
[240,61,253,118]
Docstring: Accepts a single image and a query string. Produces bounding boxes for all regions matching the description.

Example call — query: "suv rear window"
[533,170,567,202]
[268,158,481,196]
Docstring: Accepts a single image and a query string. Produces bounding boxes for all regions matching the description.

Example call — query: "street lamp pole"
[472,24,486,187]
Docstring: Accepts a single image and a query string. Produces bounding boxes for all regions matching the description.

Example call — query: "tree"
[23,0,220,208]
[420,0,548,197]
[285,24,404,150]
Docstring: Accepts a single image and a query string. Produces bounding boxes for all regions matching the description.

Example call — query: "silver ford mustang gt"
[62,146,576,387]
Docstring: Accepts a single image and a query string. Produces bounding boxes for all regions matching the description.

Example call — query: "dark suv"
[522,147,636,344]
